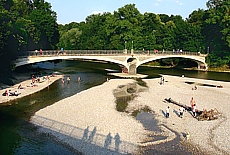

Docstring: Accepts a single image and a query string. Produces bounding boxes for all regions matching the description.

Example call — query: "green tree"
[28,0,59,49]
[0,0,59,84]
[58,28,82,49]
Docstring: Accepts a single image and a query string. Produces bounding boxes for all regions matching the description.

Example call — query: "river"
[0,60,229,155]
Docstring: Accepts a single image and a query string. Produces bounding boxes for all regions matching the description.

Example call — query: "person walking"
[190,97,196,107]
[192,104,196,117]
[166,106,170,118]
[179,107,185,118]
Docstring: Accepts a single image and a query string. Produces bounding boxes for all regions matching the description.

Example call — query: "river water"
[0,60,229,155]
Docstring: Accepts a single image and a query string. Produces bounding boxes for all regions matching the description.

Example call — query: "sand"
[1,74,230,154]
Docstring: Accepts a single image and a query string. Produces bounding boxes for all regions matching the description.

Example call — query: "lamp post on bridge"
[124,41,127,54]
[131,41,134,55]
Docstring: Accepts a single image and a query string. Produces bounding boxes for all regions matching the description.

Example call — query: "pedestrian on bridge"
[39,49,43,55]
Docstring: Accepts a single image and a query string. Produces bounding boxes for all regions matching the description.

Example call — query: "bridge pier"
[128,64,137,75]
[197,62,208,71]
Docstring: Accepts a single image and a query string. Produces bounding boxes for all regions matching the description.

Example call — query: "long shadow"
[173,109,180,117]
[31,115,136,155]
[162,110,166,117]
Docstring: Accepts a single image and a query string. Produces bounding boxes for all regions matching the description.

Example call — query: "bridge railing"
[17,50,127,57]
[134,50,205,56]
[17,50,207,57]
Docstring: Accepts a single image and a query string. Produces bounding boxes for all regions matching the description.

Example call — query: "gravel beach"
[0,75,62,104]
[30,75,230,154]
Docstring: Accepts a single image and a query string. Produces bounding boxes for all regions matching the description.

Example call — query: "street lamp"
[152,30,156,50]
[132,41,133,50]
[124,41,127,54]
[131,41,134,55]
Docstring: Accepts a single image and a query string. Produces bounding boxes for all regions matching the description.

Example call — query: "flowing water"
[0,60,229,155]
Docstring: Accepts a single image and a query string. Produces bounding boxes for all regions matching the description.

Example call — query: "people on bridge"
[39,49,43,55]
[35,50,38,56]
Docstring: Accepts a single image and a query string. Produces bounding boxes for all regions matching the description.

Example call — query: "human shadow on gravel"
[82,126,89,141]
[32,115,136,155]
[162,110,166,117]
[88,127,96,142]
[104,133,112,149]
[173,109,180,117]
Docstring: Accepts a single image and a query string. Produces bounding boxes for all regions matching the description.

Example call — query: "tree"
[203,0,230,66]
[58,28,82,50]
[0,0,60,84]
[28,0,59,50]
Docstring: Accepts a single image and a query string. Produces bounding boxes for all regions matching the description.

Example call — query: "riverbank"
[30,75,230,154]
[0,75,62,104]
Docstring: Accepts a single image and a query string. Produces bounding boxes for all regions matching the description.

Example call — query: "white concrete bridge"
[15,50,208,75]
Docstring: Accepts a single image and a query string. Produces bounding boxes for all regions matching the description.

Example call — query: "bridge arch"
[15,50,208,75]
[16,55,128,69]
[136,55,208,71]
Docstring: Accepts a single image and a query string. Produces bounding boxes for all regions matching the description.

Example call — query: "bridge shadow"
[31,115,137,155]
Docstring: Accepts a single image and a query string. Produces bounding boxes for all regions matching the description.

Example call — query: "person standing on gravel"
[190,97,196,107]
[166,106,170,118]
[179,107,185,118]
[192,104,196,117]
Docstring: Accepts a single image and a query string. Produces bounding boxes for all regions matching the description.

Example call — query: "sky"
[46,0,208,24]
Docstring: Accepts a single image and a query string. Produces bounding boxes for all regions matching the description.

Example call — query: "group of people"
[35,49,43,55]
[165,106,185,118]
[2,74,51,97]
[61,76,81,84]
[165,97,197,118]
[2,89,21,97]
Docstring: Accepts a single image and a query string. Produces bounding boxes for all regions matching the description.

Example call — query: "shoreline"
[30,75,230,154]
[0,75,62,104]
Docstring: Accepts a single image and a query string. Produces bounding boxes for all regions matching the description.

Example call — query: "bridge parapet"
[134,50,207,57]
[17,50,208,58]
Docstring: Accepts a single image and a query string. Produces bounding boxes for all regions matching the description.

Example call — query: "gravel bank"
[0,75,62,104]
[140,75,230,154]
[30,75,230,154]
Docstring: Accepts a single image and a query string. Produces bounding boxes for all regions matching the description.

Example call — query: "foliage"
[1,0,230,82]
[0,0,59,84]
[58,1,229,68]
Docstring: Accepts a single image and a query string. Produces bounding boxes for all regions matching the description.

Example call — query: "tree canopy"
[58,2,229,68]
[0,0,59,84]
[0,0,229,84]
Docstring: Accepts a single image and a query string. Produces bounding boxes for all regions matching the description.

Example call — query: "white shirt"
[179,107,184,113]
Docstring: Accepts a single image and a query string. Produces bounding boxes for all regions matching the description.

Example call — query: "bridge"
[15,50,208,75]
